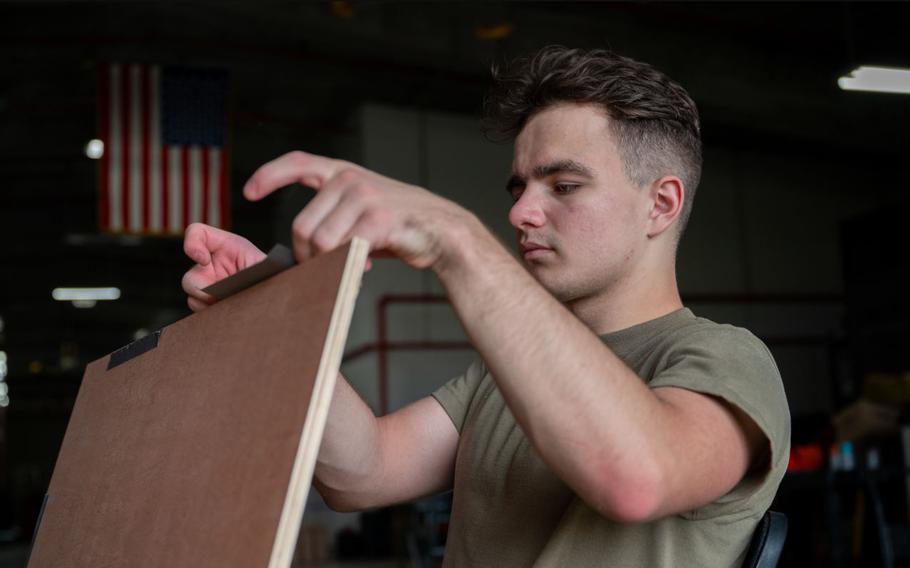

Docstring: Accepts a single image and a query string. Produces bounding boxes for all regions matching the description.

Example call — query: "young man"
[183,47,789,566]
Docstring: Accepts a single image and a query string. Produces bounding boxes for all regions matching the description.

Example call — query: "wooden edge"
[267,237,370,568]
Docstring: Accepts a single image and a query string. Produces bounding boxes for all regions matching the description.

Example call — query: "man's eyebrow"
[505,160,594,194]
[532,159,594,179]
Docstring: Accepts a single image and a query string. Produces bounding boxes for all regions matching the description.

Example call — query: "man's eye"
[509,187,525,202]
[554,183,579,194]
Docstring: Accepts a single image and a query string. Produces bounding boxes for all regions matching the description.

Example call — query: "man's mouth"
[519,242,554,261]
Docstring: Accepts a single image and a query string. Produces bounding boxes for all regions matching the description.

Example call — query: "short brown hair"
[483,46,702,235]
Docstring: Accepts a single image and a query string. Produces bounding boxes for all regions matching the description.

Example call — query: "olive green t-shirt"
[432,308,790,567]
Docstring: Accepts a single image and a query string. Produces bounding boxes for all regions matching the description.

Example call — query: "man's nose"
[508,189,546,229]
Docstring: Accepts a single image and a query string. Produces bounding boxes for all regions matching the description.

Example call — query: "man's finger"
[187,296,212,313]
[243,151,343,201]
[308,188,370,254]
[184,223,239,264]
[350,215,434,269]
[348,215,393,258]
[290,182,346,244]
[183,223,214,266]
[185,223,266,267]
[181,268,217,302]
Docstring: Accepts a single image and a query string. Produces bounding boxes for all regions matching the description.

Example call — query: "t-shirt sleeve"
[648,326,791,519]
[431,358,486,433]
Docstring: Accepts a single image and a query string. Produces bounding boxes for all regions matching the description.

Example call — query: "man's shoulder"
[661,311,774,361]
[646,311,784,403]
[650,311,788,430]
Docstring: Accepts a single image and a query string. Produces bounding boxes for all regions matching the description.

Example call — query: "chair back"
[742,510,788,568]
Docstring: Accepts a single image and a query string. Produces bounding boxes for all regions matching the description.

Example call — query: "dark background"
[1,2,909,566]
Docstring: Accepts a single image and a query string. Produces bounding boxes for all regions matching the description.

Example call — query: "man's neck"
[566,265,683,335]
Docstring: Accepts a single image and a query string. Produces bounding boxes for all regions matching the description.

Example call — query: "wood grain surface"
[29,239,368,568]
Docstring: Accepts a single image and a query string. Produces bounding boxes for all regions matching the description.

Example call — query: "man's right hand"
[181,223,267,312]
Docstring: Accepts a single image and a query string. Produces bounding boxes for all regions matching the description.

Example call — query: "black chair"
[742,510,788,568]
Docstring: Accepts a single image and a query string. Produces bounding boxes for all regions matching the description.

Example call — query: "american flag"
[98,63,230,235]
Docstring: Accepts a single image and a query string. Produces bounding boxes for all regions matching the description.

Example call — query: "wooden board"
[28,238,369,568]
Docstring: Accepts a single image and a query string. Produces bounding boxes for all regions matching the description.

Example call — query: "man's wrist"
[431,211,498,280]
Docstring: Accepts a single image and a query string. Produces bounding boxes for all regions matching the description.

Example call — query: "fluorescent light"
[52,287,121,301]
[85,139,104,159]
[838,66,910,94]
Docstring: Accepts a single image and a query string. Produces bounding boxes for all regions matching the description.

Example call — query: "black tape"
[107,329,161,370]
[202,243,296,300]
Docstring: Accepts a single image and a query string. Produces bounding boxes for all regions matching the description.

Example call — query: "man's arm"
[437,228,764,520]
[181,222,460,512]
[242,151,766,522]
[313,379,458,511]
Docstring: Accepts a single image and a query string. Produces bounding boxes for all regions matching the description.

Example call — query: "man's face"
[508,103,651,303]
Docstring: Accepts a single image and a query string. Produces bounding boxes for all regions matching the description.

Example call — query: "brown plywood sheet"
[28,238,369,568]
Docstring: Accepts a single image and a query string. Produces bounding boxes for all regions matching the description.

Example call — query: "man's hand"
[243,151,476,270]
[181,223,267,312]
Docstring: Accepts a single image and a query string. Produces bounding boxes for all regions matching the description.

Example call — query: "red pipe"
[682,293,843,304]
[342,340,473,364]
[377,296,387,415]
[345,292,844,415]
[376,295,457,414]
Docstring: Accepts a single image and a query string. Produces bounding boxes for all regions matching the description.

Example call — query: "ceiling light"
[85,139,104,159]
[838,66,910,94]
[52,287,121,301]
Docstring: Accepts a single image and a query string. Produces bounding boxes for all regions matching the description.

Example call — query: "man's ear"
[647,176,684,238]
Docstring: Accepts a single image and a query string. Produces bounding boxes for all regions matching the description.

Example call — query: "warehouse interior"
[1,1,909,566]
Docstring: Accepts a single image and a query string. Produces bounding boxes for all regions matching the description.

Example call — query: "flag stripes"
[99,63,228,235]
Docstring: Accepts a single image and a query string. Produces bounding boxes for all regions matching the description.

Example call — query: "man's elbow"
[585,462,665,524]
[314,480,372,513]
[321,494,362,513]
[600,490,661,524]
